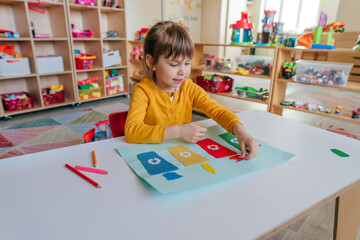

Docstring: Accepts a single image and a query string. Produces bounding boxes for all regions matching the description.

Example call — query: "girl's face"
[151,54,191,93]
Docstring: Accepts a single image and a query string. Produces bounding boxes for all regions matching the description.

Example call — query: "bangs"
[158,26,194,60]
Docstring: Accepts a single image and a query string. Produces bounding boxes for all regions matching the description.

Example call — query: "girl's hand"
[179,123,207,143]
[232,123,259,159]
[165,124,207,143]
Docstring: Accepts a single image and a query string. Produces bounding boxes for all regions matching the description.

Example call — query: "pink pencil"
[75,165,108,175]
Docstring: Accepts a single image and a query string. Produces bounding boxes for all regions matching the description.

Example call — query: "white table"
[1,110,359,240]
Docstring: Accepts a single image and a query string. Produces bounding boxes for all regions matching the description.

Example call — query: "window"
[259,0,321,34]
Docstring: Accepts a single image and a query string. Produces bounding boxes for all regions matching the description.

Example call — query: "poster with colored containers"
[117,125,295,194]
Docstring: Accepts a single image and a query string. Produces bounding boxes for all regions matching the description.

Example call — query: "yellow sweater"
[125,78,242,143]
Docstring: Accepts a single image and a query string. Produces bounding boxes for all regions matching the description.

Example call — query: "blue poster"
[117,125,295,194]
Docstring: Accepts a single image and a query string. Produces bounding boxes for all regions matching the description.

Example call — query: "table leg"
[334,182,360,240]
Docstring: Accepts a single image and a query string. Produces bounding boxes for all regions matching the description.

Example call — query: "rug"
[0,102,129,159]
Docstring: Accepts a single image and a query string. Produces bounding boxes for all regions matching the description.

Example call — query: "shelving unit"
[0,0,129,118]
[66,0,128,103]
[0,0,76,118]
[269,47,360,123]
[191,43,278,111]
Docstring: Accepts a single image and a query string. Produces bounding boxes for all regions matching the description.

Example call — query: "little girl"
[125,21,258,159]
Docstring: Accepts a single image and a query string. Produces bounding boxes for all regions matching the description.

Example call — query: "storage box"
[36,56,64,74]
[0,58,31,76]
[236,87,269,100]
[1,92,34,111]
[42,88,65,105]
[103,50,121,67]
[75,54,96,70]
[236,55,273,75]
[78,87,102,100]
[106,74,124,95]
[293,60,353,86]
[196,75,234,93]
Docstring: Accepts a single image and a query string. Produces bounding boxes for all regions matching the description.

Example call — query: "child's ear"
[146,54,156,70]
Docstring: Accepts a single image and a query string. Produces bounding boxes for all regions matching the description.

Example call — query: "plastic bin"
[1,92,34,111]
[0,58,31,76]
[236,55,273,75]
[293,60,353,86]
[75,54,96,70]
[78,87,102,100]
[196,75,234,93]
[36,56,64,74]
[236,87,268,100]
[42,88,65,105]
[106,75,124,95]
[103,50,121,67]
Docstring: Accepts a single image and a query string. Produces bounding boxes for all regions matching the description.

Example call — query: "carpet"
[0,102,129,159]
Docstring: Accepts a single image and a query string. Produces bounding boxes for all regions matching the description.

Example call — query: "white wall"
[125,0,162,40]
[336,0,360,32]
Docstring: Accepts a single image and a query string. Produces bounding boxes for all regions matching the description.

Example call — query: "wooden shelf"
[0,0,129,118]
[278,78,360,91]
[209,91,268,105]
[192,66,272,80]
[274,104,360,123]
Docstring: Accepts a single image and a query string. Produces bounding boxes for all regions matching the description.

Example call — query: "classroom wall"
[125,0,162,41]
[336,0,360,32]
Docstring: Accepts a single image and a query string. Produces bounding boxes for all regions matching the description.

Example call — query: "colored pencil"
[75,165,108,175]
[92,150,97,167]
[65,164,101,188]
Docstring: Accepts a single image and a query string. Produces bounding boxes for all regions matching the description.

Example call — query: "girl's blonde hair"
[143,21,194,79]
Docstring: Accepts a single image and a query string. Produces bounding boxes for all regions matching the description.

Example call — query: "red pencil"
[65,164,101,188]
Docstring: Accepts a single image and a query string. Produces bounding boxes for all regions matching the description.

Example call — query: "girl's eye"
[170,63,178,67]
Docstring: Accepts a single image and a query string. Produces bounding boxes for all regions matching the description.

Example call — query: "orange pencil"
[92,150,97,167]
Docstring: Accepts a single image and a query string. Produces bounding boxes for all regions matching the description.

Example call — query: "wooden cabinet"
[270,47,360,123]
[0,0,76,117]
[0,0,129,118]
[66,0,128,102]
[191,43,278,111]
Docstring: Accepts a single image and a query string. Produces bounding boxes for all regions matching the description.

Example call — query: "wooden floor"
[1,94,358,240]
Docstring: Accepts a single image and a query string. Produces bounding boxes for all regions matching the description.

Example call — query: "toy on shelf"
[1,92,34,111]
[214,57,232,72]
[280,100,295,106]
[0,30,20,39]
[74,49,96,70]
[353,35,360,50]
[293,101,304,108]
[75,0,96,6]
[0,44,31,76]
[42,84,65,105]
[232,67,250,75]
[335,105,342,114]
[102,0,120,7]
[204,55,215,67]
[235,86,269,100]
[72,24,95,38]
[78,76,102,100]
[304,102,317,111]
[282,61,296,79]
[236,55,272,75]
[229,11,253,46]
[196,74,234,93]
[297,12,344,49]
[105,69,124,95]
[352,108,360,119]
[102,30,120,38]
[130,46,143,60]
[136,28,149,41]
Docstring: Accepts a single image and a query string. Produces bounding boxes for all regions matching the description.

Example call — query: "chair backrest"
[108,111,128,138]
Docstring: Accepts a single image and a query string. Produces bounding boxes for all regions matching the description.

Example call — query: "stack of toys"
[0,44,31,76]
[42,84,65,105]
[74,49,96,70]
[196,74,234,93]
[105,69,124,95]
[1,92,34,111]
[77,77,102,100]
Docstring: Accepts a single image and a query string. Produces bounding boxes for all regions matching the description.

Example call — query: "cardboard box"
[36,56,64,74]
[103,50,121,67]
[0,58,31,76]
